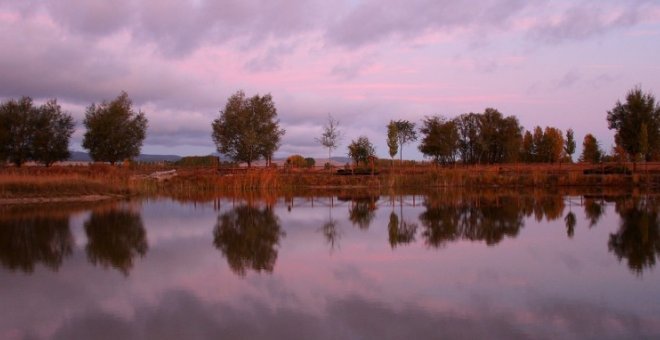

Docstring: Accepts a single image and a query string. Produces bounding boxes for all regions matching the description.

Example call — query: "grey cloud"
[46,0,134,37]
[529,4,647,44]
[325,0,532,48]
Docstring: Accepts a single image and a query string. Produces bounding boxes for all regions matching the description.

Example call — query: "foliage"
[580,133,602,163]
[386,121,398,160]
[286,154,307,168]
[564,129,576,162]
[389,120,417,161]
[418,115,459,164]
[521,126,564,163]
[454,109,521,164]
[315,114,342,160]
[212,91,285,167]
[82,92,148,165]
[32,100,75,166]
[607,87,660,162]
[0,97,74,166]
[304,157,316,168]
[347,136,376,167]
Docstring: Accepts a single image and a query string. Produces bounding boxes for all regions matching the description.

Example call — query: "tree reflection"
[584,197,605,227]
[608,196,660,275]
[420,195,524,248]
[388,196,417,248]
[0,215,73,273]
[213,205,284,276]
[84,208,148,276]
[347,196,378,230]
[564,212,577,238]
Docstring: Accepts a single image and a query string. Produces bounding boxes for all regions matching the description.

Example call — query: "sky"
[1,0,659,160]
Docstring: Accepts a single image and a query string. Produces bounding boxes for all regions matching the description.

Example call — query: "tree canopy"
[347,136,376,167]
[0,97,74,166]
[82,91,148,165]
[607,87,660,162]
[387,120,417,162]
[212,91,285,167]
[580,133,602,163]
[418,115,459,165]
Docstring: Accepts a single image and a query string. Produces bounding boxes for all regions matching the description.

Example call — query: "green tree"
[212,91,285,168]
[580,133,602,163]
[0,97,37,166]
[521,130,535,162]
[455,113,481,164]
[386,121,398,162]
[390,120,417,162]
[347,136,376,167]
[541,127,564,163]
[82,92,147,165]
[564,128,576,163]
[315,114,342,162]
[418,115,459,165]
[607,87,660,164]
[32,99,75,166]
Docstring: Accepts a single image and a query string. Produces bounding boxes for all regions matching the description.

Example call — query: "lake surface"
[1,191,660,339]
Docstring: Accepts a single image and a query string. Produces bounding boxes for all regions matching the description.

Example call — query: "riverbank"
[2,163,660,203]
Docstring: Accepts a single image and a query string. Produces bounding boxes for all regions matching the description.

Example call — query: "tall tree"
[418,115,459,165]
[521,131,535,163]
[315,114,342,162]
[32,99,75,167]
[454,113,481,164]
[541,127,564,163]
[580,134,602,163]
[0,97,37,166]
[347,136,375,167]
[607,87,660,163]
[212,91,285,168]
[82,92,148,165]
[386,121,398,163]
[564,128,576,163]
[391,120,417,162]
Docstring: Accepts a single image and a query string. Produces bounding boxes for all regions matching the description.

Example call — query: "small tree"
[564,128,576,163]
[386,121,398,163]
[32,99,75,166]
[348,136,375,167]
[391,120,417,162]
[580,134,602,163]
[212,91,285,168]
[82,92,148,165]
[315,114,342,163]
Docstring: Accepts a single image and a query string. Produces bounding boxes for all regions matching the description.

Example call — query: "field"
[2,162,660,203]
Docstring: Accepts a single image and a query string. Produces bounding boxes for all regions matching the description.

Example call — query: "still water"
[1,191,660,339]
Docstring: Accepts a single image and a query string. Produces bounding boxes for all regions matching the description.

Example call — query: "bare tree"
[315,114,342,164]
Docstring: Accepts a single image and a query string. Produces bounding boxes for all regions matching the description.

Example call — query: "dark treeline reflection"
[609,196,660,275]
[84,208,148,276]
[0,213,73,273]
[213,204,284,276]
[342,195,379,230]
[388,196,417,248]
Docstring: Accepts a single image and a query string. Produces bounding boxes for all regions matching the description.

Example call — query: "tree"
[541,127,564,163]
[390,120,417,162]
[212,91,285,168]
[607,87,660,164]
[455,113,481,164]
[315,114,342,162]
[347,136,375,167]
[386,121,398,163]
[521,131,535,162]
[82,92,147,165]
[418,116,459,165]
[32,99,75,166]
[580,134,602,163]
[564,128,576,163]
[0,97,37,166]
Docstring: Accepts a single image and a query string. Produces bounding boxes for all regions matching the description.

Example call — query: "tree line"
[1,86,658,168]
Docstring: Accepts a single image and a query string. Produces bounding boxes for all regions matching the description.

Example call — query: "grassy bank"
[2,163,660,202]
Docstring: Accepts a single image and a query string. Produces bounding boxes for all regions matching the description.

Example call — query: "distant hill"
[68,151,182,163]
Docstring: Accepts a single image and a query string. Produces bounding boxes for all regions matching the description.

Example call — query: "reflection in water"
[584,197,606,227]
[609,196,660,275]
[420,195,525,248]
[213,205,284,276]
[564,212,577,238]
[346,196,378,230]
[84,208,148,276]
[388,197,417,248]
[0,215,73,273]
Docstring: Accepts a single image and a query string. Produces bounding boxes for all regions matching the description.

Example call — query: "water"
[1,191,659,339]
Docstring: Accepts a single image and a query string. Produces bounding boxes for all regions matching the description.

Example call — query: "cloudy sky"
[1,0,659,159]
